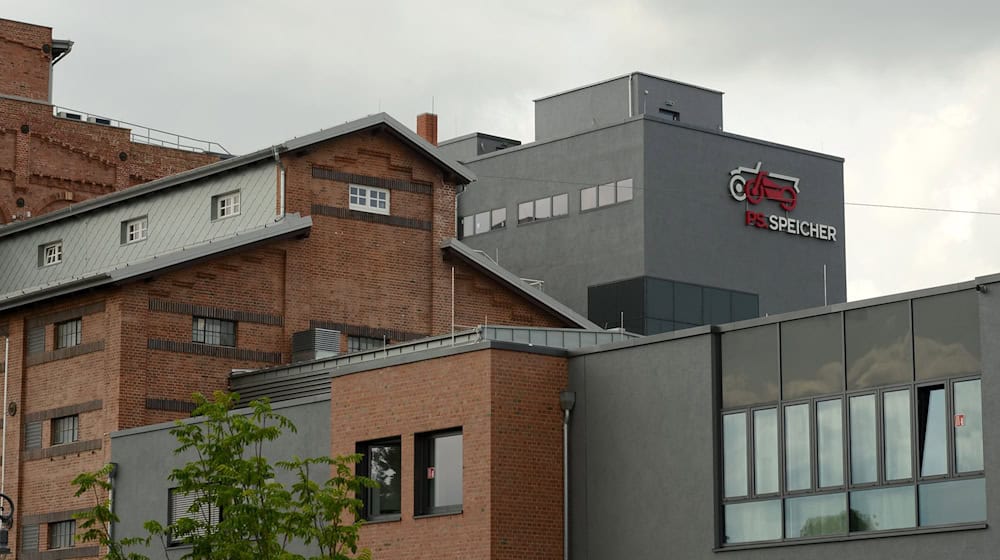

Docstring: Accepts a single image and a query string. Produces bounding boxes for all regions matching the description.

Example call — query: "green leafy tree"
[71,464,151,560]
[75,391,374,560]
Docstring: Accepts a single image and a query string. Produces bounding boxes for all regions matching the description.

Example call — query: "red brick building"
[0,18,223,225]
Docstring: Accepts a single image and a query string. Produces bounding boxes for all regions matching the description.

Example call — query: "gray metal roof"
[0,214,311,312]
[0,113,475,239]
[440,238,600,329]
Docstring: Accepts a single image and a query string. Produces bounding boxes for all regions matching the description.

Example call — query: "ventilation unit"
[291,328,341,363]
[86,116,112,126]
[56,112,82,120]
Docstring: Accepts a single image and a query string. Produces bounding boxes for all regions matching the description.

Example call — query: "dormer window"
[212,191,241,220]
[122,216,148,244]
[39,241,63,267]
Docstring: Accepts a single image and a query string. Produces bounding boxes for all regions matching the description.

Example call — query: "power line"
[845,202,1000,217]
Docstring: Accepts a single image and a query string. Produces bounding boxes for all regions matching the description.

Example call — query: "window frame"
[122,216,149,244]
[348,184,390,216]
[39,240,63,267]
[51,414,79,446]
[356,437,403,522]
[516,194,569,226]
[212,191,241,220]
[580,178,634,213]
[348,335,385,354]
[47,519,75,550]
[55,318,82,350]
[167,488,221,545]
[191,317,237,347]
[414,428,463,516]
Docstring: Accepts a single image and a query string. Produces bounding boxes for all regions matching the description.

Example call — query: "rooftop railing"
[52,105,231,155]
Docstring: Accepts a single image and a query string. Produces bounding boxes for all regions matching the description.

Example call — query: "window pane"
[703,287,731,324]
[850,486,915,532]
[598,183,616,206]
[786,493,846,538]
[732,292,759,321]
[781,313,844,400]
[849,394,877,484]
[518,201,533,223]
[785,404,811,491]
[475,211,489,234]
[674,282,702,325]
[721,324,779,408]
[552,193,569,216]
[954,379,983,472]
[754,408,778,495]
[919,478,986,526]
[917,385,947,477]
[616,178,633,202]
[491,208,506,229]
[462,216,474,238]
[535,197,551,219]
[581,187,597,211]
[817,399,844,487]
[723,413,747,498]
[369,444,401,516]
[845,301,913,389]
[913,291,979,380]
[883,389,912,480]
[431,433,462,508]
[645,277,673,321]
[724,500,781,544]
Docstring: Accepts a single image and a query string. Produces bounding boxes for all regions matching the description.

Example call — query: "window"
[358,438,401,520]
[212,191,241,220]
[517,194,568,225]
[460,207,507,239]
[348,335,384,353]
[191,317,236,347]
[55,318,81,349]
[580,178,633,212]
[39,241,63,267]
[122,216,148,244]
[51,415,78,446]
[168,488,221,545]
[719,293,985,546]
[415,429,462,515]
[349,184,389,215]
[47,520,74,550]
[659,108,680,121]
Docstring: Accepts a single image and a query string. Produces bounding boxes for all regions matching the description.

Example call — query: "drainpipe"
[1,336,8,494]
[454,183,466,238]
[107,463,118,541]
[559,391,577,560]
[272,146,286,220]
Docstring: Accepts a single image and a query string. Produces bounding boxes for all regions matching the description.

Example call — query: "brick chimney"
[416,113,438,146]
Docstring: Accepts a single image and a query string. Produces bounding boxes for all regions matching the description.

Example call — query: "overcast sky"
[6,0,1000,302]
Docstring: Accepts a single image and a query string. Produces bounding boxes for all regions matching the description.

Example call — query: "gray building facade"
[445,72,846,334]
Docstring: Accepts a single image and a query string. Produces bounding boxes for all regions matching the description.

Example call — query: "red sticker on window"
[427,467,436,479]
[955,414,966,427]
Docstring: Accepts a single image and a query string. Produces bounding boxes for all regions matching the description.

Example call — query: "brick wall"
[0,19,51,101]
[330,347,567,560]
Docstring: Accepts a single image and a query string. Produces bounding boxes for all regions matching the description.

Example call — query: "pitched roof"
[441,238,600,330]
[0,113,474,239]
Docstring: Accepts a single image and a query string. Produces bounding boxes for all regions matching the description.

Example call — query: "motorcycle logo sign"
[729,162,800,212]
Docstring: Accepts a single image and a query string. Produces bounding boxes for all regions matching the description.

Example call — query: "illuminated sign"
[729,162,837,242]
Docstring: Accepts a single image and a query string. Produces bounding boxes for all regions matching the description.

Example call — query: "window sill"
[364,514,402,525]
[715,522,987,551]
[413,509,463,520]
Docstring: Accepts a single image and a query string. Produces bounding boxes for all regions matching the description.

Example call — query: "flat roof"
[533,71,724,103]
[438,131,522,148]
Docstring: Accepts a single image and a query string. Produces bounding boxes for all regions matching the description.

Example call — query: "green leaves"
[75,391,373,560]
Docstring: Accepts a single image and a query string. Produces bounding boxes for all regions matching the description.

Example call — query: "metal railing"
[51,105,231,155]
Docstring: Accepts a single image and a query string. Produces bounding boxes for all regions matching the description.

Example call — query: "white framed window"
[349,185,390,215]
[581,178,634,212]
[122,216,148,244]
[39,241,63,267]
[212,191,241,220]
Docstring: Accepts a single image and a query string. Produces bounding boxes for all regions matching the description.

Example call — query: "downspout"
[1,336,8,494]
[454,183,466,237]
[107,463,118,541]
[559,391,577,560]
[272,146,286,220]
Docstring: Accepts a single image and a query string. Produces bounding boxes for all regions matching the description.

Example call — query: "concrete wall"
[535,76,632,141]
[458,118,646,314]
[633,73,723,131]
[111,396,331,559]
[568,283,999,559]
[438,133,520,162]
[642,117,846,315]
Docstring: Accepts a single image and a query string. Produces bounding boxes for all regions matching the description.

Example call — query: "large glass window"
[723,413,748,498]
[913,291,980,380]
[845,302,912,389]
[786,493,846,538]
[784,404,811,492]
[917,385,947,477]
[883,389,912,480]
[724,500,781,544]
[192,317,236,347]
[849,394,877,485]
[754,409,779,495]
[781,314,844,400]
[721,325,779,409]
[953,379,983,472]
[849,486,915,532]
[918,478,986,526]
[817,399,844,487]
[359,438,401,520]
[416,429,463,515]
